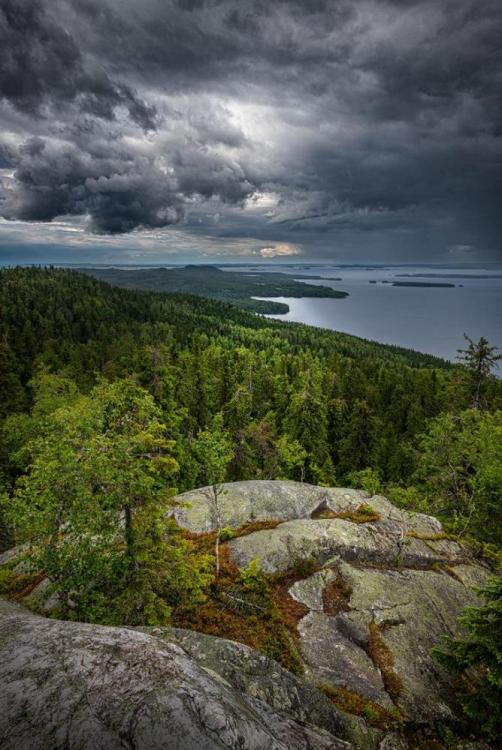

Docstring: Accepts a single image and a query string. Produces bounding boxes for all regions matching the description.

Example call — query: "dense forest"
[1,266,501,548]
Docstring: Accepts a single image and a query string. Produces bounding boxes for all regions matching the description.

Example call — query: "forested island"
[1,267,501,747]
[396,273,502,279]
[76,264,348,313]
[369,280,456,288]
[392,281,456,288]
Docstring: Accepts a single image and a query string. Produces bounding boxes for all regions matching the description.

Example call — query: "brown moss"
[12,573,45,600]
[182,528,217,553]
[0,569,44,599]
[183,519,282,545]
[173,592,303,674]
[312,503,381,524]
[317,683,404,731]
[367,620,404,703]
[439,564,464,583]
[268,560,319,633]
[322,567,352,616]
[231,519,284,538]
[404,727,446,750]
[269,577,310,634]
[172,539,304,673]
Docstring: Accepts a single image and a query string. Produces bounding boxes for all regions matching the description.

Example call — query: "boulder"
[0,599,350,750]
[138,626,350,740]
[292,561,486,723]
[171,480,369,531]
[171,482,490,740]
[226,517,467,573]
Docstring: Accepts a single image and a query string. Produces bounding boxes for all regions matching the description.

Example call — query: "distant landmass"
[77,265,348,313]
[368,280,455,288]
[396,273,502,279]
[392,281,455,288]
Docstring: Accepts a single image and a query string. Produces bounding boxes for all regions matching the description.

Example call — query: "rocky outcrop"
[173,481,491,744]
[292,561,487,722]
[0,599,349,750]
[138,626,350,739]
[171,481,368,531]
[1,481,493,749]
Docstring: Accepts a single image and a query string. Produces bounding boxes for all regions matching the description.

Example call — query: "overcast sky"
[1,0,501,265]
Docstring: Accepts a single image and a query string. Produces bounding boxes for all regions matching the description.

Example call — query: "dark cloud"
[0,0,501,258]
[0,0,156,129]
[0,131,258,233]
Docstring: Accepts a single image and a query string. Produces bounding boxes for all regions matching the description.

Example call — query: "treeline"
[1,267,501,544]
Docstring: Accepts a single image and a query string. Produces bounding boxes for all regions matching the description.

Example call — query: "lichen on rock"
[0,480,494,750]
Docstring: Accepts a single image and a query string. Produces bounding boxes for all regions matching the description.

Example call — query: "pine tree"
[433,576,502,741]
[457,335,501,409]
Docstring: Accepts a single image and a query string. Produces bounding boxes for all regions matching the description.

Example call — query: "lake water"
[250,265,502,362]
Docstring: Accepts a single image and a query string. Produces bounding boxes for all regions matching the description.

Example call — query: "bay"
[251,265,502,362]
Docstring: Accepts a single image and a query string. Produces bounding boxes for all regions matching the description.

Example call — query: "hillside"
[1,266,500,506]
[76,264,349,313]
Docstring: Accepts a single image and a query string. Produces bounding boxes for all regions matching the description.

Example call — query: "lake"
[250,265,502,362]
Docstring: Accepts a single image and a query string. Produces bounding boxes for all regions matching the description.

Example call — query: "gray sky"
[1,0,501,265]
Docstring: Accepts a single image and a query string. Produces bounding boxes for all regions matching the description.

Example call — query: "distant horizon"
[2,260,502,270]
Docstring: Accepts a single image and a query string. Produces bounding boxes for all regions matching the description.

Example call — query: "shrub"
[432,576,502,741]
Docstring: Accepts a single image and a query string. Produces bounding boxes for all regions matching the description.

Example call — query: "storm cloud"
[0,0,501,259]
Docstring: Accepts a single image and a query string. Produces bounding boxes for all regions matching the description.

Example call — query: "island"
[396,273,502,279]
[77,265,348,313]
[392,281,455,288]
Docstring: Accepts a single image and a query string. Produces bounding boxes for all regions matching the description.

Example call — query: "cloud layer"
[0,0,501,261]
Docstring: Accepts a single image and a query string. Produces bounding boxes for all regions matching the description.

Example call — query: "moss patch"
[269,570,312,633]
[367,620,404,703]
[234,519,284,537]
[312,503,381,524]
[172,537,305,674]
[317,683,404,731]
[0,568,42,598]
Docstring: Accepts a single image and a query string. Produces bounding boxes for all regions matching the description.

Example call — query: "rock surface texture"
[174,481,492,746]
[0,599,349,750]
[0,481,493,749]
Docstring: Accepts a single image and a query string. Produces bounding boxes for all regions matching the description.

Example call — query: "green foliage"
[239,558,268,596]
[346,467,382,496]
[432,576,502,740]
[4,375,211,625]
[192,414,234,577]
[220,526,236,541]
[193,413,234,488]
[456,334,502,409]
[410,409,502,544]
[275,435,308,481]
[0,568,38,595]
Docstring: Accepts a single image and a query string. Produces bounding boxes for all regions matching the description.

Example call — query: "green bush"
[432,576,502,741]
